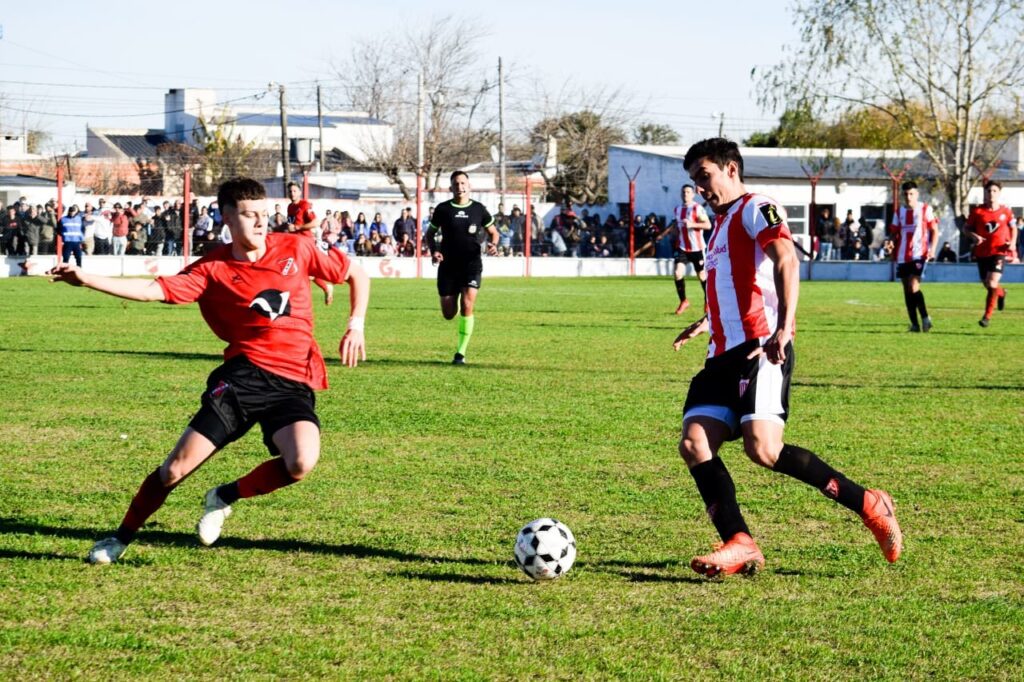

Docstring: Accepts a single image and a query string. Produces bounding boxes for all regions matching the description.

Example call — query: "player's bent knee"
[284,452,319,480]
[743,438,781,468]
[679,435,709,467]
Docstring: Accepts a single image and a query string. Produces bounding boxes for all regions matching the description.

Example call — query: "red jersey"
[889,203,938,263]
[288,200,316,228]
[965,204,1014,258]
[673,202,710,251]
[704,194,793,358]
[157,232,351,390]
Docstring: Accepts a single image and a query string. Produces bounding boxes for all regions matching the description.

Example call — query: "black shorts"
[188,355,319,455]
[437,258,483,296]
[682,339,794,440]
[896,259,927,279]
[674,250,705,272]
[977,255,1005,278]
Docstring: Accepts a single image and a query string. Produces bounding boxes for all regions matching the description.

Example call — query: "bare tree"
[757,0,1024,222]
[332,16,498,199]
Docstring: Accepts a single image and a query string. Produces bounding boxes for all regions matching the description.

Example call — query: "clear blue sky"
[0,0,798,155]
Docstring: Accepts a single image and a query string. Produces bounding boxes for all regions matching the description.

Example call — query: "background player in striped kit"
[670,184,711,314]
[672,137,902,578]
[889,181,939,332]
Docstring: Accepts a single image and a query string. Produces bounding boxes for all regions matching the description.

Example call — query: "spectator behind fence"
[81,204,96,255]
[93,206,113,255]
[41,202,57,254]
[59,204,85,266]
[393,207,416,242]
[396,232,415,257]
[339,210,354,239]
[3,205,23,255]
[371,212,389,238]
[354,234,372,257]
[111,203,130,256]
[353,212,369,239]
[937,241,958,262]
[23,205,43,256]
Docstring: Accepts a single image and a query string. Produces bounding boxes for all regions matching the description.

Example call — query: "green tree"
[633,123,680,146]
[756,0,1024,221]
[531,110,627,205]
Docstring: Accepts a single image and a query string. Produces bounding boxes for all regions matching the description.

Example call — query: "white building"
[608,141,1024,254]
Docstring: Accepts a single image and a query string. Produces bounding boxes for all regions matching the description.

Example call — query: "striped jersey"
[889,203,937,263]
[673,202,710,251]
[703,193,793,358]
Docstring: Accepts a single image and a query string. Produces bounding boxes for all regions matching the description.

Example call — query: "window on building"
[784,205,806,235]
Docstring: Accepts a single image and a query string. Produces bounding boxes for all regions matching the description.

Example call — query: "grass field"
[1,274,1022,680]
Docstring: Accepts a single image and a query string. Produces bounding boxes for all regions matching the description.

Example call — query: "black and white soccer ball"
[514,518,576,580]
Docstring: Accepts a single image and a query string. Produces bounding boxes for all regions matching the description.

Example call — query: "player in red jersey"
[48,178,370,564]
[672,138,902,578]
[287,181,335,306]
[670,184,712,314]
[889,181,939,332]
[963,180,1017,327]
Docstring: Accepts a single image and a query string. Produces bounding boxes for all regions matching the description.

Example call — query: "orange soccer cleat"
[690,532,765,578]
[861,489,903,563]
[674,299,691,315]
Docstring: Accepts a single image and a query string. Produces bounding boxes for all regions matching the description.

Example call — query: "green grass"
[1,275,1022,680]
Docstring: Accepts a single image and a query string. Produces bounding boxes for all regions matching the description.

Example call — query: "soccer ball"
[514,518,576,580]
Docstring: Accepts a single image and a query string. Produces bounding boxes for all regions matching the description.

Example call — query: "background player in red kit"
[287,181,335,306]
[670,184,711,314]
[963,180,1017,327]
[48,178,370,564]
[889,181,939,332]
[672,138,902,578]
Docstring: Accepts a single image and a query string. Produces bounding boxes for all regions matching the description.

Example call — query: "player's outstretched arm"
[338,262,370,368]
[673,315,709,351]
[48,264,165,302]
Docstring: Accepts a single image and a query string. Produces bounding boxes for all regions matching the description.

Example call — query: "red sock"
[235,458,298,499]
[117,468,176,543]
[997,287,1006,298]
[985,288,998,318]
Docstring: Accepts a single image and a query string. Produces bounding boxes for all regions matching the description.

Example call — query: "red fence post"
[416,174,423,278]
[524,178,533,278]
[55,166,65,261]
[182,169,191,267]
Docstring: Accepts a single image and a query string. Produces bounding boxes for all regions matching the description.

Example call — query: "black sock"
[772,444,865,514]
[689,458,749,541]
[699,277,707,295]
[915,290,929,318]
[675,278,687,302]
[904,290,919,326]
[216,482,241,505]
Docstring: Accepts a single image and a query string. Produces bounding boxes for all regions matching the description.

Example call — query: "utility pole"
[317,83,325,171]
[417,70,425,177]
[498,57,506,207]
[279,84,290,189]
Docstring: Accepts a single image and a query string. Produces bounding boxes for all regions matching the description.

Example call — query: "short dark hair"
[218,178,267,211]
[286,181,300,191]
[450,170,468,184]
[901,181,918,192]
[984,179,1002,191]
[683,137,744,181]
[682,183,694,191]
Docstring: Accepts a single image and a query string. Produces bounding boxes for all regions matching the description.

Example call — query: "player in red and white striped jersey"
[963,180,1017,327]
[670,185,711,314]
[671,138,902,577]
[889,181,939,332]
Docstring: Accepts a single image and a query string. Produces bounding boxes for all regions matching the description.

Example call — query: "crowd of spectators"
[7,193,1023,264]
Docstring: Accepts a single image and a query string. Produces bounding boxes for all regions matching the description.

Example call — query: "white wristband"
[347,316,365,333]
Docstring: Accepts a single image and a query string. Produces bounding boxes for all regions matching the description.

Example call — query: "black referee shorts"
[188,355,319,455]
[437,257,483,296]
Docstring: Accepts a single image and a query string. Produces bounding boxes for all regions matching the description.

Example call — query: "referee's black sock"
[904,289,919,326]
[772,444,865,514]
[915,290,929,318]
[689,458,750,541]
[674,278,687,302]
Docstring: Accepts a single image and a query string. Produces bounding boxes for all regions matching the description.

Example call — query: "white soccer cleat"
[87,536,127,564]
[196,487,232,546]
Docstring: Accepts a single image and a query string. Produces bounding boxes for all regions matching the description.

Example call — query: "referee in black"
[425,170,499,365]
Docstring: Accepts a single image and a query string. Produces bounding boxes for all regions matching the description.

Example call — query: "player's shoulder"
[744,193,786,224]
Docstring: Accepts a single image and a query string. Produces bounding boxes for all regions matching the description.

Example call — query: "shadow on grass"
[2,348,222,361]
[392,570,521,585]
[355,357,523,371]
[0,517,492,566]
[0,548,81,561]
[793,379,1021,391]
